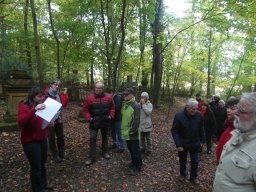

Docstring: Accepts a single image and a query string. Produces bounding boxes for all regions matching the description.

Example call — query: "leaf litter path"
[0,100,216,192]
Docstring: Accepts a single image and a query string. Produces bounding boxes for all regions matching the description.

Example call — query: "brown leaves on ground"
[0,100,216,192]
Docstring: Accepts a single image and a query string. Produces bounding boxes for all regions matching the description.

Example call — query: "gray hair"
[240,92,256,113]
[95,81,104,88]
[186,98,198,108]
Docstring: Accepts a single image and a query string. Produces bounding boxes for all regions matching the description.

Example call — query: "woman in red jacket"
[215,96,239,165]
[44,79,69,162]
[18,86,53,192]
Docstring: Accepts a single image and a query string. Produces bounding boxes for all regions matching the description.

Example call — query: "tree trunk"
[24,0,32,72]
[100,0,112,87]
[152,0,163,108]
[207,27,212,99]
[30,0,43,86]
[47,0,60,79]
[113,0,126,91]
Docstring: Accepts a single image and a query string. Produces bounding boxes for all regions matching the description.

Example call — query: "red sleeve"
[60,93,69,107]
[18,103,37,127]
[109,97,115,119]
[83,95,92,122]
[216,128,232,165]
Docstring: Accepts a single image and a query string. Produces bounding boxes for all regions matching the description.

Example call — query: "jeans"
[178,149,199,179]
[111,121,125,149]
[49,122,65,158]
[89,128,109,160]
[22,139,48,192]
[141,131,152,151]
[126,140,142,170]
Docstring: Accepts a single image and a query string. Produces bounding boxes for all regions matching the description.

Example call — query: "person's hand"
[35,103,46,110]
[140,98,145,104]
[63,88,68,94]
[108,115,111,120]
[177,147,184,152]
[49,121,55,127]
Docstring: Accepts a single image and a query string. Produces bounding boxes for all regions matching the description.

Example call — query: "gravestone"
[3,70,33,118]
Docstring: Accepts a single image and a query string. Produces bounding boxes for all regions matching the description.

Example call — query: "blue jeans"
[126,140,142,170]
[178,149,199,179]
[111,121,125,149]
[22,139,48,192]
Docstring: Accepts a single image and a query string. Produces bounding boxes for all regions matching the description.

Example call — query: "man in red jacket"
[83,82,115,166]
[44,79,69,162]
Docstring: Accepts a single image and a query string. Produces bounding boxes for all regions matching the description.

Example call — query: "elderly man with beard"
[213,92,256,192]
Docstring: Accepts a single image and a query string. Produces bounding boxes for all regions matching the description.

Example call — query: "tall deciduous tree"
[30,0,43,86]
[151,0,163,107]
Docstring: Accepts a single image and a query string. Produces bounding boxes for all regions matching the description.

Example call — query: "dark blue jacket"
[171,109,205,151]
[113,94,122,121]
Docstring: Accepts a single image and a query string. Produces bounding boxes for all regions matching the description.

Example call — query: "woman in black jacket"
[200,102,217,154]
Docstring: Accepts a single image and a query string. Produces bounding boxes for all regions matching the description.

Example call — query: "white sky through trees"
[164,0,191,17]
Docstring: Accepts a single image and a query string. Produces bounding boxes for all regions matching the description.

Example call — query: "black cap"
[196,93,201,97]
[123,88,135,95]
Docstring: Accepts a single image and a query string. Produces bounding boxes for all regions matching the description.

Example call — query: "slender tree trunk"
[47,0,60,79]
[152,0,163,108]
[30,0,43,86]
[207,27,212,99]
[24,0,32,71]
[113,0,126,90]
[100,0,112,87]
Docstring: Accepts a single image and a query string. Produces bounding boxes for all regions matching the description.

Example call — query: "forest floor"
[0,98,216,192]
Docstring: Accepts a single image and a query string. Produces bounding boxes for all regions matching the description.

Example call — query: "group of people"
[171,91,256,192]
[18,81,153,192]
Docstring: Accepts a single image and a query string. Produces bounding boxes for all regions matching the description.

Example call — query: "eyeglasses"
[53,83,61,87]
[237,105,253,115]
[226,105,238,110]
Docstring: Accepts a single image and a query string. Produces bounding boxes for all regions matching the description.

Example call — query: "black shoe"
[103,153,110,159]
[129,168,140,176]
[52,155,62,163]
[44,185,54,191]
[85,159,96,166]
[190,178,199,185]
[117,149,125,153]
[145,151,151,156]
[109,144,117,149]
[59,155,69,161]
[140,149,146,153]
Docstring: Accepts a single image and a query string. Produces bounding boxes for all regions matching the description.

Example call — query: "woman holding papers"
[44,79,69,162]
[18,86,53,192]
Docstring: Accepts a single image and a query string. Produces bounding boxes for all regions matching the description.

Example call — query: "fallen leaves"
[0,100,217,191]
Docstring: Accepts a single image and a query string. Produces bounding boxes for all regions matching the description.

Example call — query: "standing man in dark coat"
[83,82,115,166]
[171,98,205,185]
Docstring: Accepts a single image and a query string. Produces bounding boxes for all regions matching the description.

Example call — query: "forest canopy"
[0,0,255,106]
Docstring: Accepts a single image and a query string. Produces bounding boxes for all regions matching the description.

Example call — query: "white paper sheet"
[35,97,62,123]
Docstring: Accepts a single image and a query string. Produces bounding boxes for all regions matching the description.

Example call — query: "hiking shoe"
[52,155,62,163]
[109,144,117,149]
[85,159,96,166]
[190,178,199,185]
[129,168,140,176]
[103,153,110,159]
[117,149,125,153]
[178,175,186,182]
[145,151,151,156]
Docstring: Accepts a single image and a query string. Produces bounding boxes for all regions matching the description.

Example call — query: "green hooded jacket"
[122,97,141,140]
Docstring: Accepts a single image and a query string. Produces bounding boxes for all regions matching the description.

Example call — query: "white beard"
[234,116,256,133]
